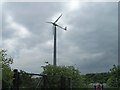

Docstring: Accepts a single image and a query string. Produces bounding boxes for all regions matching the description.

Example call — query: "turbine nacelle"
[65,27,67,30]
[46,22,67,31]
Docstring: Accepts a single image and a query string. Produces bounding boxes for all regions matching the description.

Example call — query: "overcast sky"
[1,1,118,74]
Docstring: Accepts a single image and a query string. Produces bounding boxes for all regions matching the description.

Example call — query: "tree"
[84,72,109,84]
[0,49,13,89]
[107,65,120,88]
[42,65,85,88]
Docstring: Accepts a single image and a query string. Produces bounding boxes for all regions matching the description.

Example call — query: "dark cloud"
[58,2,118,73]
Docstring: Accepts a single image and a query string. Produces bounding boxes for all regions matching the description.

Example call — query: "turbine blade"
[46,22,53,24]
[56,25,66,30]
[54,14,62,23]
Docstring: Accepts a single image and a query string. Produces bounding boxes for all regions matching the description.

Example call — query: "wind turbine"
[47,14,67,66]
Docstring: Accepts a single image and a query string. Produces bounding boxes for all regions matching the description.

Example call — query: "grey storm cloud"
[57,2,118,73]
[2,2,118,74]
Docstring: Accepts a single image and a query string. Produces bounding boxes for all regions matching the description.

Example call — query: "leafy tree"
[42,65,85,88]
[107,65,120,88]
[85,72,109,83]
[0,49,13,88]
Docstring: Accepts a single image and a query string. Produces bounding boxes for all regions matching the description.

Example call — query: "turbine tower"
[47,14,67,66]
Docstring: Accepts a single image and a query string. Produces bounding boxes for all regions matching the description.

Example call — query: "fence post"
[43,75,47,90]
[12,69,19,90]
[68,77,72,89]
[60,75,66,90]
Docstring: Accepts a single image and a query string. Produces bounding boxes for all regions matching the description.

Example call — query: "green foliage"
[42,65,85,88]
[0,49,13,88]
[107,65,120,88]
[0,49,13,66]
[82,72,109,88]
[1,48,119,89]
